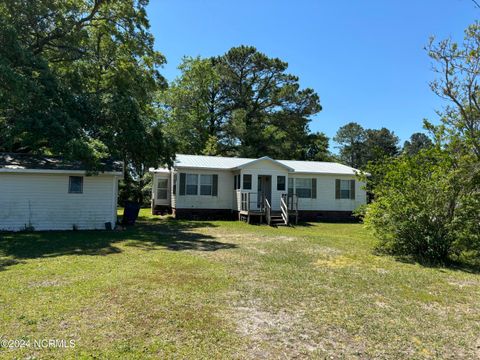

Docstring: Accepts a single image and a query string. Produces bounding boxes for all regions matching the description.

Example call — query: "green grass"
[0,209,479,359]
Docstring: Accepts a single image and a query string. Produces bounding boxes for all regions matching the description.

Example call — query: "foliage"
[334,122,399,169]
[363,128,399,164]
[427,21,480,159]
[161,57,222,155]
[366,22,480,263]
[161,47,328,159]
[364,149,462,262]
[302,132,334,161]
[0,0,173,176]
[333,122,366,168]
[402,132,433,155]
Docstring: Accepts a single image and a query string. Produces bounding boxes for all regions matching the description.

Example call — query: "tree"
[161,57,223,155]
[162,46,322,159]
[218,46,322,158]
[427,21,480,160]
[0,17,104,164]
[365,22,480,264]
[403,132,433,156]
[0,0,173,202]
[333,122,366,168]
[364,128,399,164]
[364,148,477,263]
[302,132,332,161]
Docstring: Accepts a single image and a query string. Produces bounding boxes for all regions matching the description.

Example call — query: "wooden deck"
[239,209,298,225]
[239,209,265,223]
[238,191,298,226]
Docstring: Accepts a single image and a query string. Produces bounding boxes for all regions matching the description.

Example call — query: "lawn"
[0,209,479,359]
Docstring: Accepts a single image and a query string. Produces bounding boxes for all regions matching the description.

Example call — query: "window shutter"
[335,179,341,199]
[212,174,218,196]
[312,178,317,199]
[179,173,186,195]
[350,179,355,200]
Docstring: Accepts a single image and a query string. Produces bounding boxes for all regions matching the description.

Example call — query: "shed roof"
[168,154,361,175]
[0,153,123,174]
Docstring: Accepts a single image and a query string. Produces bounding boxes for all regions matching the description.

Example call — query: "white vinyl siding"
[0,173,118,231]
[290,175,365,211]
[152,159,367,213]
[238,159,290,211]
[175,169,233,209]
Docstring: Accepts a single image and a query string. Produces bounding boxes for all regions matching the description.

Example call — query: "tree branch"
[31,0,106,55]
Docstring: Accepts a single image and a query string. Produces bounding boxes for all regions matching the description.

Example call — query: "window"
[200,175,213,195]
[157,178,168,200]
[243,174,252,190]
[277,176,286,191]
[173,174,177,195]
[234,174,240,190]
[295,178,312,198]
[68,176,83,194]
[340,180,351,199]
[288,178,294,196]
[186,174,198,195]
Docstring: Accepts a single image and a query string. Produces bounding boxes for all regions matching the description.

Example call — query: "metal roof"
[166,154,360,175]
[232,156,295,172]
[0,153,123,174]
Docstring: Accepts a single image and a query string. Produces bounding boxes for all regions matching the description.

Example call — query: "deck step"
[269,215,287,226]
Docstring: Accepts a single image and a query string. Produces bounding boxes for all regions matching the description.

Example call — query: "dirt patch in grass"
[2,212,480,358]
[233,299,320,359]
[28,279,68,288]
[314,255,357,269]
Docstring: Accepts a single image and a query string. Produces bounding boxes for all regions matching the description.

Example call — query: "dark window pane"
[296,188,312,198]
[277,176,286,191]
[243,174,252,190]
[69,176,83,194]
[186,174,198,195]
[158,189,168,199]
[200,185,212,195]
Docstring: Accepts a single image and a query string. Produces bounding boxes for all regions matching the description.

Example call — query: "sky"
[147,0,478,149]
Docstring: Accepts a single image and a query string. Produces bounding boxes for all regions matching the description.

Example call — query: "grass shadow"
[124,218,236,252]
[0,218,237,271]
[376,251,480,275]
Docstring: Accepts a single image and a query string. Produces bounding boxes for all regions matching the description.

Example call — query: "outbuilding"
[0,153,123,231]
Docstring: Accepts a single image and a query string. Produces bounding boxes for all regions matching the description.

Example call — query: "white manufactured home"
[0,153,123,231]
[151,154,366,225]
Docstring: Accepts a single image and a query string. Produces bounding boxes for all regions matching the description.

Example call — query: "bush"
[364,148,479,264]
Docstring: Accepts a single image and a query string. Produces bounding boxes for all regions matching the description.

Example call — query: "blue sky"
[147,0,478,149]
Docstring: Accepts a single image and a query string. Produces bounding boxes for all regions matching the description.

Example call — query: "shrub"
[364,148,479,264]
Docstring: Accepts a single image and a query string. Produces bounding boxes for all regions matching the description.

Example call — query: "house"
[150,154,366,224]
[0,153,123,231]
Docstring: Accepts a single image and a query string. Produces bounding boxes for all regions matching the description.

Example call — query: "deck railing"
[282,194,299,225]
[239,191,264,212]
[264,198,272,225]
[280,196,288,225]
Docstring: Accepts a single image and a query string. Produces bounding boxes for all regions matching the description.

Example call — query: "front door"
[257,175,272,208]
